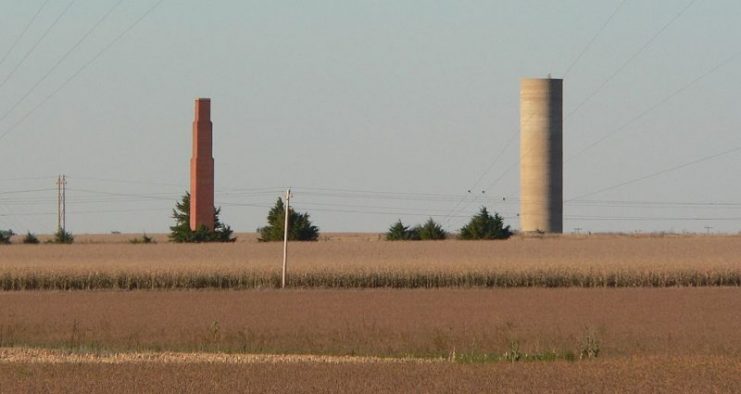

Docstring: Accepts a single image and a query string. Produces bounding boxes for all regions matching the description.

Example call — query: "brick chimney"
[190,98,215,231]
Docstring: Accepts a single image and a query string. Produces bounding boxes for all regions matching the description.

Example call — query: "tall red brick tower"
[190,98,215,231]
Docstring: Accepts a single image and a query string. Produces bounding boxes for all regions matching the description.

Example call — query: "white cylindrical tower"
[520,78,563,233]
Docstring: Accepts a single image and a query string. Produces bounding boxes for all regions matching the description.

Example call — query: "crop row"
[1,269,739,290]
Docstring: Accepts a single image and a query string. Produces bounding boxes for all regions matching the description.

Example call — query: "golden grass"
[1,235,740,289]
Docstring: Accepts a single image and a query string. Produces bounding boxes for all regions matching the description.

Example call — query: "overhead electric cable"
[566,48,741,163]
[0,0,166,144]
[562,0,628,78]
[0,0,51,68]
[0,0,77,91]
[565,0,698,119]
[567,144,741,201]
[0,0,125,125]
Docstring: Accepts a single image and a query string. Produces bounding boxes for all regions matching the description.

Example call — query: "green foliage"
[22,232,39,244]
[129,234,155,244]
[387,218,447,241]
[458,207,512,240]
[53,229,74,244]
[169,192,236,243]
[258,198,319,242]
[414,218,447,240]
[0,229,13,245]
[386,220,419,241]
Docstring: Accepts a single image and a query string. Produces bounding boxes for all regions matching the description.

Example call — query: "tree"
[414,218,447,240]
[22,232,39,244]
[53,228,74,244]
[258,198,319,241]
[386,220,419,241]
[459,207,512,240]
[0,229,13,245]
[169,192,235,243]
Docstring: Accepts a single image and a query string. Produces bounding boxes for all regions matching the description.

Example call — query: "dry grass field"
[1,235,740,392]
[1,289,739,357]
[2,355,739,393]
[1,234,740,289]
[0,288,740,392]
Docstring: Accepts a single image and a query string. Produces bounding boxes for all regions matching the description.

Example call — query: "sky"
[1,0,740,235]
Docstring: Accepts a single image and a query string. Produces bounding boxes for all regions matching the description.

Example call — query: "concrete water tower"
[520,78,563,233]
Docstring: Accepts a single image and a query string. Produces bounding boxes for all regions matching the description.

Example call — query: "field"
[1,234,740,289]
[1,234,740,392]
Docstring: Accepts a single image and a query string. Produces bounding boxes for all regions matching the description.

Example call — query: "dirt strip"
[0,347,441,365]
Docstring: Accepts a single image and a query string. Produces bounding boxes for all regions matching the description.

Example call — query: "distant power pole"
[56,175,67,233]
[704,226,713,235]
[282,188,292,289]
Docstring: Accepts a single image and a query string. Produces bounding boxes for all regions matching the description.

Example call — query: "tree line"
[0,193,512,244]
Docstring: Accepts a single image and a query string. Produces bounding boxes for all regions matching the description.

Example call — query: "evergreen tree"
[22,232,39,244]
[387,220,414,240]
[169,192,235,243]
[414,218,447,240]
[53,228,74,244]
[459,207,512,240]
[0,229,13,245]
[258,198,319,241]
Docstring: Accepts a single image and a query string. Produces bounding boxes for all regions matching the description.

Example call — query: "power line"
[566,48,741,163]
[0,187,56,195]
[562,0,628,78]
[0,0,77,91]
[565,215,741,222]
[67,188,178,201]
[567,144,741,201]
[565,0,698,119]
[0,0,51,68]
[0,0,125,125]
[0,0,166,144]
[441,130,519,227]
[69,174,184,189]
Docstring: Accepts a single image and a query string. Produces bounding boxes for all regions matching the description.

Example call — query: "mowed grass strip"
[0,348,439,365]
[1,236,740,289]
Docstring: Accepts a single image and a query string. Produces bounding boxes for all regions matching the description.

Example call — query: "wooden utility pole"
[56,175,66,233]
[282,188,291,289]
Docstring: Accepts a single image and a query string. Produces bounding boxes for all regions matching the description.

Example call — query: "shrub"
[459,207,512,240]
[386,220,419,241]
[169,192,235,243]
[129,234,154,244]
[414,218,447,240]
[258,198,319,242]
[22,232,39,244]
[53,229,74,244]
[0,229,13,245]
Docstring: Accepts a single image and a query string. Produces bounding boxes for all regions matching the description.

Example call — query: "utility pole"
[704,226,713,235]
[56,175,67,233]
[282,187,291,289]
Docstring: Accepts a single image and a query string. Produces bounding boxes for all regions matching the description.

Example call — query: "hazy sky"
[1,0,740,234]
